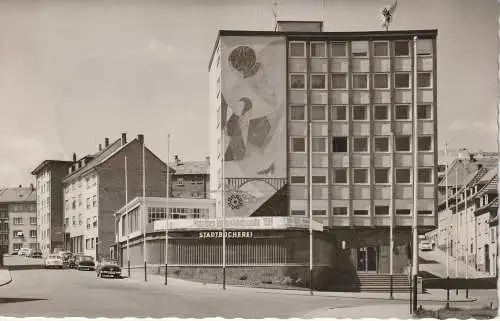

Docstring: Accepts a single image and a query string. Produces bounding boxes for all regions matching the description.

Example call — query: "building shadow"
[0,297,47,304]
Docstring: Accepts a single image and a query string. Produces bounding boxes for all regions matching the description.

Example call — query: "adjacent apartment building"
[62,133,170,260]
[31,160,73,255]
[205,21,438,289]
[0,186,37,254]
[170,155,210,199]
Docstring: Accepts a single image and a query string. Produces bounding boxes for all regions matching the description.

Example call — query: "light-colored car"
[45,255,64,269]
[18,248,30,256]
[419,240,434,251]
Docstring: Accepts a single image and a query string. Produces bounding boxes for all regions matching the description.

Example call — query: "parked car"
[45,254,64,269]
[77,255,96,271]
[61,252,73,267]
[96,262,122,278]
[419,239,434,251]
[68,254,81,269]
[30,250,43,259]
[10,249,18,255]
[18,248,30,256]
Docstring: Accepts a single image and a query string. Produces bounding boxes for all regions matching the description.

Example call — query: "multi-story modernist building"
[62,133,170,260]
[170,155,210,199]
[31,160,73,255]
[0,186,37,254]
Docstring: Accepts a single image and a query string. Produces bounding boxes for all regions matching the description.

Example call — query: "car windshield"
[82,256,93,261]
[48,255,61,259]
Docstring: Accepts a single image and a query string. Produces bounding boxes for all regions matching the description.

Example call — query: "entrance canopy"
[154,216,324,232]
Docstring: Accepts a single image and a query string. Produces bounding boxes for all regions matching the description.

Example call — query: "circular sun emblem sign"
[228,46,259,78]
[227,194,244,210]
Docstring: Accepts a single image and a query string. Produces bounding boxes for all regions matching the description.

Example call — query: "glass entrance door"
[357,246,378,272]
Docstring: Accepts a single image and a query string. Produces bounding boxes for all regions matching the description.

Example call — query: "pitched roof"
[31,160,73,175]
[170,161,209,175]
[0,187,36,203]
[439,158,498,187]
[63,139,124,182]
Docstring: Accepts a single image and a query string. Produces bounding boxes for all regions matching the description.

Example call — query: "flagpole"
[464,178,469,298]
[308,121,313,296]
[165,134,170,286]
[389,130,395,299]
[455,165,459,295]
[142,136,147,282]
[445,143,449,278]
[125,156,130,278]
[411,35,419,313]
[222,121,226,291]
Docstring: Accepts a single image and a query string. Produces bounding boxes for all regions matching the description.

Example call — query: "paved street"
[0,269,407,318]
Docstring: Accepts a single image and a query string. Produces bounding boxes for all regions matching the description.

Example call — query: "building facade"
[170,156,210,199]
[31,160,73,255]
[207,22,438,286]
[62,133,170,260]
[0,187,37,254]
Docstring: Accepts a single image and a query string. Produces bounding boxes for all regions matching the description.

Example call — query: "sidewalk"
[419,249,490,279]
[0,269,12,287]
[123,268,478,303]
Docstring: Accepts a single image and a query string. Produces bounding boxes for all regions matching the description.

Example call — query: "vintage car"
[96,262,122,278]
[77,255,96,271]
[45,254,64,269]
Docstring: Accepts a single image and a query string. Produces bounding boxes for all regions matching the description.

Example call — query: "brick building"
[62,133,171,260]
[0,186,37,255]
[31,160,73,255]
[170,155,210,199]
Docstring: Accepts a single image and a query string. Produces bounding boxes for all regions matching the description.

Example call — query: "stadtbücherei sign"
[198,231,253,239]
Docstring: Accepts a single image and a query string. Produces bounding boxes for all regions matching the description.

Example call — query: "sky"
[0,0,497,188]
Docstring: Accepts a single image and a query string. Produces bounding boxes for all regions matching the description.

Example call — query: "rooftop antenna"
[272,1,278,31]
[378,1,398,31]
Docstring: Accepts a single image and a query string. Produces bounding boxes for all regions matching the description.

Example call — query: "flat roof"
[208,28,438,70]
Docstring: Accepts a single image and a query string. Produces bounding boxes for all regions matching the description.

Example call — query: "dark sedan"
[77,255,96,271]
[96,262,122,278]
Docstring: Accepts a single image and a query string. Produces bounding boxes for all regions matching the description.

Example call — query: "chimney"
[30,183,34,191]
[206,156,210,165]
[99,144,102,151]
[72,153,77,163]
[138,134,144,145]
[121,133,127,146]
[105,138,110,148]
[68,166,73,174]
[174,155,180,165]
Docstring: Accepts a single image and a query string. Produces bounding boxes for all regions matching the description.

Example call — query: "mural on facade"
[220,36,286,218]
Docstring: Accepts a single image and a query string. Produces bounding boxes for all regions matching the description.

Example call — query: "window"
[30,217,36,225]
[312,210,327,216]
[311,105,327,121]
[86,239,90,250]
[352,105,368,120]
[417,39,433,56]
[352,74,368,89]
[290,176,306,184]
[395,73,410,88]
[291,137,306,152]
[417,104,432,119]
[72,216,76,226]
[78,194,82,207]
[374,137,389,152]
[354,209,369,216]
[331,73,347,89]
[13,243,22,250]
[289,41,305,57]
[93,216,97,228]
[373,74,389,89]
[312,137,327,152]
[312,176,326,184]
[13,230,23,238]
[374,105,389,120]
[417,72,432,88]
[353,137,368,152]
[176,177,184,186]
[418,210,433,215]
[396,169,411,184]
[93,175,97,186]
[375,206,389,215]
[86,198,90,209]
[332,105,347,120]
[29,230,36,238]
[13,217,23,225]
[353,168,368,184]
[395,104,411,120]
[290,74,306,89]
[395,136,411,152]
[374,168,390,184]
[331,42,347,57]
[65,200,69,210]
[418,168,433,183]
[291,210,305,216]
[310,74,327,89]
[310,42,326,57]
[332,137,348,152]
[92,195,97,207]
[351,41,368,57]
[373,41,388,56]
[394,40,410,56]
[396,209,411,215]
[290,105,306,121]
[86,218,91,229]
[86,177,90,188]
[333,169,348,184]
[418,136,432,151]
[333,207,348,216]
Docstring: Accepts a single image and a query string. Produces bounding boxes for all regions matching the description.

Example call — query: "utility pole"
[165,134,170,286]
[411,35,419,314]
[308,121,314,296]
